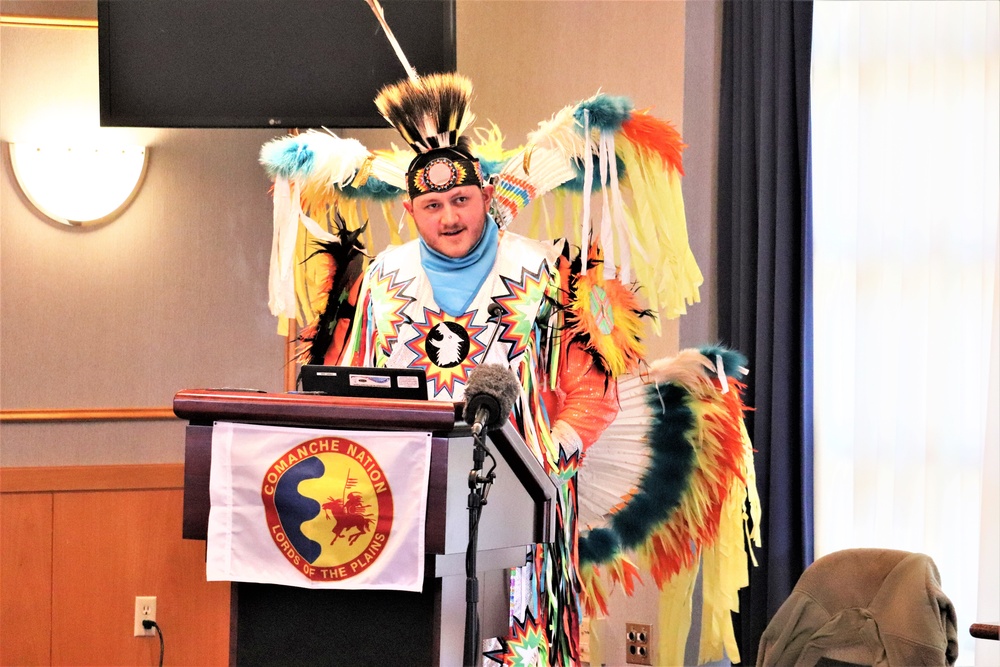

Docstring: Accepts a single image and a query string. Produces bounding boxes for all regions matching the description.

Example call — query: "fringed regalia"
[257,8,762,663]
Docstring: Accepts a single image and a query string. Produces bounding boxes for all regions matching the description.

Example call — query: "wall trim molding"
[0,15,97,29]
[0,463,184,493]
[0,407,177,423]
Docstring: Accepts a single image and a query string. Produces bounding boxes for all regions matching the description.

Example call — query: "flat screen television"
[97,0,456,129]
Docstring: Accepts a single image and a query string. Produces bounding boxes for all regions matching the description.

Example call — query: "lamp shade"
[9,143,147,226]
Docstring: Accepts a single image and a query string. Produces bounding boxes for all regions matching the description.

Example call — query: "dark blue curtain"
[716,1,814,664]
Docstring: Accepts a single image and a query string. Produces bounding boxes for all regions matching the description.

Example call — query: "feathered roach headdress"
[374,73,485,199]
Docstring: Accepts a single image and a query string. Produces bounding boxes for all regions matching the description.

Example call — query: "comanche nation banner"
[207,422,432,591]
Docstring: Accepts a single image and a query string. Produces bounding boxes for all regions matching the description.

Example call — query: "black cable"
[141,620,164,667]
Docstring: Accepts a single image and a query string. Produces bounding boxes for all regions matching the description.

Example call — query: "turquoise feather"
[259,137,315,180]
[699,345,749,380]
[341,178,404,202]
[574,94,634,132]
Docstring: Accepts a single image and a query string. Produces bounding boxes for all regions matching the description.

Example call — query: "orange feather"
[621,111,687,176]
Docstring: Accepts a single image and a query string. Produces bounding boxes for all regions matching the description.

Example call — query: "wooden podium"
[174,389,556,666]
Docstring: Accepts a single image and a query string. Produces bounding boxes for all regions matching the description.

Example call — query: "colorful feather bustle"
[576,347,759,665]
[616,130,702,322]
[257,74,728,666]
[260,131,402,331]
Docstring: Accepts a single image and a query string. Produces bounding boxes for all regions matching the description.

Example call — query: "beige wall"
[0,19,286,465]
[680,0,723,349]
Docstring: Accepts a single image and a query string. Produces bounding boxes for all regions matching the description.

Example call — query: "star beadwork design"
[492,263,552,362]
[368,265,416,358]
[499,609,548,667]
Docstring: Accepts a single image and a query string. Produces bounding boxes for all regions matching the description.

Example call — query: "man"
[328,75,619,665]
[262,71,760,667]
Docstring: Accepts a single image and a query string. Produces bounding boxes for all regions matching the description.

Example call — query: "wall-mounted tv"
[98,0,456,129]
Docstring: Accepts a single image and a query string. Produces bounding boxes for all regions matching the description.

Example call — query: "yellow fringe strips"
[292,218,321,328]
[552,190,567,242]
[586,617,605,667]
[529,201,542,239]
[570,195,583,248]
[616,139,703,323]
[542,197,555,241]
[657,559,700,667]
[698,473,747,664]
[382,201,402,246]
[341,199,360,232]
[602,354,756,666]
[359,201,375,251]
[694,383,759,664]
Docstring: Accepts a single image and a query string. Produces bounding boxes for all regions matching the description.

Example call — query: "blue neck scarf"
[419,215,499,317]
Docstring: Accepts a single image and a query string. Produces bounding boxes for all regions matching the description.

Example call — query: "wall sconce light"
[8,143,148,226]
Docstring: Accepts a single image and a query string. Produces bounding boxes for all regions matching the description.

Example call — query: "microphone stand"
[463,416,496,667]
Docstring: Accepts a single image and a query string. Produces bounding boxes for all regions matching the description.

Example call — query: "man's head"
[375,73,495,257]
[404,183,494,258]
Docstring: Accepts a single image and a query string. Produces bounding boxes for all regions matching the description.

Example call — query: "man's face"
[403,184,494,259]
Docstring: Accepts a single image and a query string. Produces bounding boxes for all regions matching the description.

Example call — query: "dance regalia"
[259,60,762,665]
[340,227,617,665]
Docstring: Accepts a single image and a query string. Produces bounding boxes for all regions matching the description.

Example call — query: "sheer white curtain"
[811,2,999,665]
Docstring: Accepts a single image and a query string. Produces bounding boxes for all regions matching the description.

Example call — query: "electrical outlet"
[625,622,652,665]
[133,596,156,637]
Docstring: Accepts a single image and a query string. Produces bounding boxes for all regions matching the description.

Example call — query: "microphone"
[462,364,520,437]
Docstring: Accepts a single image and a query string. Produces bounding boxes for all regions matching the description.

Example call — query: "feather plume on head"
[375,73,485,200]
[375,73,475,154]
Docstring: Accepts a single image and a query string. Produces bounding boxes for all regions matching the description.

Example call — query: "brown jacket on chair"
[757,549,958,666]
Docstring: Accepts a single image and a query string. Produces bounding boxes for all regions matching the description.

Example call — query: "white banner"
[207,422,432,591]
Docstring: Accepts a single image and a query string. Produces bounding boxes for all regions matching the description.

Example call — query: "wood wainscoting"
[0,464,230,666]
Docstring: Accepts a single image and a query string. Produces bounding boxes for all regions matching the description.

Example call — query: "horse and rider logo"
[261,436,393,582]
[322,490,373,546]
